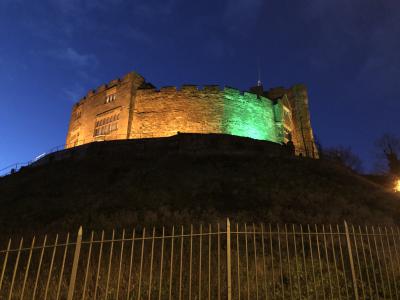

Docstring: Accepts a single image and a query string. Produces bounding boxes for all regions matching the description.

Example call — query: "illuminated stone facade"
[66,71,318,157]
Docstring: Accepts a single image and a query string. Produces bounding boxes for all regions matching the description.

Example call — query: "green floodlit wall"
[273,99,285,143]
[222,89,284,143]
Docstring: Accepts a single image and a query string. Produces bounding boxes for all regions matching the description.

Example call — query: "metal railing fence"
[0,134,129,177]
[1,220,400,299]
[0,132,205,177]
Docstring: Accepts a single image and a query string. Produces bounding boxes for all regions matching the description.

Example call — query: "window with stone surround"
[283,105,293,142]
[94,113,120,136]
[69,129,80,146]
[105,94,116,103]
[283,106,292,125]
[284,127,292,142]
[105,86,117,103]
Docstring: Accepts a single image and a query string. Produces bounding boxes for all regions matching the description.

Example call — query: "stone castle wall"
[131,85,224,139]
[131,86,282,143]
[66,71,317,157]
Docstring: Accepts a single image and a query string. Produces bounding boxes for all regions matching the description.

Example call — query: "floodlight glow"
[395,179,400,193]
[222,91,283,143]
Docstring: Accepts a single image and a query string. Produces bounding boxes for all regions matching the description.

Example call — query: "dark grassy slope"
[0,136,399,236]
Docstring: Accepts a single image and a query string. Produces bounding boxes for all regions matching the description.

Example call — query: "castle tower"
[266,84,319,158]
[65,72,145,147]
[290,84,318,158]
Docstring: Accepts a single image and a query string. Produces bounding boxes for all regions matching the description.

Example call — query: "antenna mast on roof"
[257,57,262,87]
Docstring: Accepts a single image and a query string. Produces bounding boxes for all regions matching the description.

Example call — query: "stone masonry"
[66,71,318,158]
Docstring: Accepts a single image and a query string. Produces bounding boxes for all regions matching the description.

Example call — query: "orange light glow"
[395,179,400,193]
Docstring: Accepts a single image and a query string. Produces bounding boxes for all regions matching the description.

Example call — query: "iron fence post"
[227,218,232,300]
[67,226,83,300]
[344,221,359,300]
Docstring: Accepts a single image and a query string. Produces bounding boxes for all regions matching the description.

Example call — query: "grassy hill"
[0,134,399,236]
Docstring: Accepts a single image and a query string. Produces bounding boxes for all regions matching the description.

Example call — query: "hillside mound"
[0,134,399,236]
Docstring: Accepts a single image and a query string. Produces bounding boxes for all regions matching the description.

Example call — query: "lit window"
[395,179,400,193]
[105,93,116,103]
[283,106,292,124]
[69,129,80,146]
[93,113,120,137]
[284,127,292,142]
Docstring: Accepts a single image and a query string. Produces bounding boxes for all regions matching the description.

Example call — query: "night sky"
[0,0,398,172]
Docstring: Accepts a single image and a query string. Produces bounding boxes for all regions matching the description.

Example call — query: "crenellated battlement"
[137,85,238,93]
[76,77,276,106]
[135,84,275,104]
[159,86,177,92]
[66,70,318,158]
[75,71,144,104]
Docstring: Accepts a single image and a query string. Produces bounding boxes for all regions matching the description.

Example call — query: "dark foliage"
[375,133,400,176]
[0,138,399,238]
[321,146,363,173]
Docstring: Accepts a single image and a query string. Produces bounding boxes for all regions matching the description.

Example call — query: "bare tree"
[375,133,400,176]
[323,146,363,173]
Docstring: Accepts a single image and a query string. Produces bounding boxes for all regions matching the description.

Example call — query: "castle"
[66,71,318,157]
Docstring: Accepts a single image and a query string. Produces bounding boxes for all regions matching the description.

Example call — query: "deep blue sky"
[0,0,398,172]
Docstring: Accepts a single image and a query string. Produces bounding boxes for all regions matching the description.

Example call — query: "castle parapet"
[160,86,177,92]
[224,86,241,95]
[108,78,120,87]
[134,84,279,105]
[97,84,107,92]
[243,91,258,101]
[180,85,198,92]
[86,90,95,98]
[203,85,220,92]
[122,71,144,83]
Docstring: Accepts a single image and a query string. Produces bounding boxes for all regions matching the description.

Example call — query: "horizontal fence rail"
[2,220,400,299]
[0,135,128,177]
